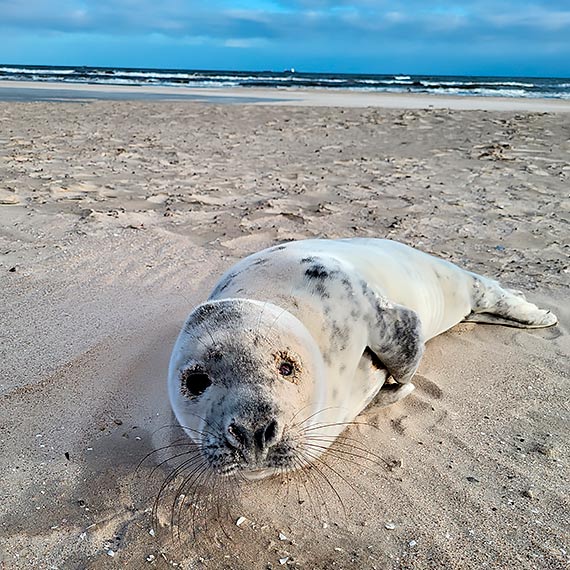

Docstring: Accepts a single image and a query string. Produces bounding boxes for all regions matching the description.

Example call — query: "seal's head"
[168,299,326,479]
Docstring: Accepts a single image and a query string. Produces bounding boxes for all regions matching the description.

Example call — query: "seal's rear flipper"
[469,277,558,329]
[464,310,557,328]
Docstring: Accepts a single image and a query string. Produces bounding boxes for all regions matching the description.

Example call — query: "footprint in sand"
[413,374,444,399]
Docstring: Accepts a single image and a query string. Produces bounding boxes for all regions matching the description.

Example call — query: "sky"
[0,1,569,77]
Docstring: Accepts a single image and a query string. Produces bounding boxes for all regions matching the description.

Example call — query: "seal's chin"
[240,467,278,481]
[213,462,279,480]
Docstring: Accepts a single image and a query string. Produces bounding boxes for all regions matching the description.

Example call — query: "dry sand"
[0,92,568,569]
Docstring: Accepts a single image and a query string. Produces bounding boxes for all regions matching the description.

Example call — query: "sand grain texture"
[0,100,568,569]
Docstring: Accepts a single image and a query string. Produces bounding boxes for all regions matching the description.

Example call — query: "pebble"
[236,516,247,527]
[384,522,396,530]
[408,540,417,548]
[107,549,115,557]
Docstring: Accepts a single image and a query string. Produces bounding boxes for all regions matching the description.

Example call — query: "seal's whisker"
[285,403,316,428]
[153,450,206,527]
[298,451,343,520]
[174,412,224,437]
[150,422,216,440]
[301,435,390,467]
[155,460,205,534]
[214,478,236,542]
[147,447,205,480]
[302,441,387,472]
[153,454,199,526]
[292,469,305,519]
[260,282,297,343]
[289,405,346,430]
[172,460,211,539]
[200,319,218,350]
[297,451,335,522]
[291,455,323,522]
[191,332,213,353]
[184,465,214,542]
[255,300,269,336]
[304,445,371,505]
[136,441,201,472]
[299,449,349,517]
[298,419,381,433]
[181,465,212,542]
[262,305,289,342]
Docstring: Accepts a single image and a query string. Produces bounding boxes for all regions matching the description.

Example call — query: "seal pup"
[168,238,556,480]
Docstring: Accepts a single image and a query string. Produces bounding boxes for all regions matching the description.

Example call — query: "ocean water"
[1,64,569,100]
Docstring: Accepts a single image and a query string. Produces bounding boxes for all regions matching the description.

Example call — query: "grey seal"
[168,238,556,480]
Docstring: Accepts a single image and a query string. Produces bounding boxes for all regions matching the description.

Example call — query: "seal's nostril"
[264,419,278,445]
[227,423,248,448]
[254,419,279,450]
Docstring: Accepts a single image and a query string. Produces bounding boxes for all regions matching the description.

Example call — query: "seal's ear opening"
[366,301,424,385]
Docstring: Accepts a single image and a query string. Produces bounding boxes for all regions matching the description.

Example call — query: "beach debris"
[146,554,156,562]
[149,528,156,536]
[387,458,404,471]
[384,522,396,530]
[8,266,17,272]
[279,532,288,541]
[106,549,116,557]
[523,489,535,499]
[278,557,289,565]
[0,190,20,204]
[408,540,417,548]
[466,476,480,483]
[147,193,169,204]
[532,443,558,458]
[236,516,247,527]
[79,208,95,219]
[475,142,513,161]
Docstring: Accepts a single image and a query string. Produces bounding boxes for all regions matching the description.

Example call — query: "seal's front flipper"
[468,277,558,329]
[365,295,425,385]
[372,382,415,407]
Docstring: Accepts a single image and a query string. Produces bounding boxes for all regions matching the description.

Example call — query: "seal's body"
[168,239,556,479]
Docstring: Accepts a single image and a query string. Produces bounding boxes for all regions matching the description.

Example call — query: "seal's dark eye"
[181,370,211,398]
[279,361,294,377]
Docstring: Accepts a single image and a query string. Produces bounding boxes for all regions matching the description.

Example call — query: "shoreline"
[1,79,570,111]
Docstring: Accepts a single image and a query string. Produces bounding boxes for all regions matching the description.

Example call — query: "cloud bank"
[0,1,568,76]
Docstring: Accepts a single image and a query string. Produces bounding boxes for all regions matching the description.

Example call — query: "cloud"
[0,1,568,75]
[1,1,569,38]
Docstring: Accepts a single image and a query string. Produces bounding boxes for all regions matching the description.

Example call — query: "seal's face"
[168,299,325,479]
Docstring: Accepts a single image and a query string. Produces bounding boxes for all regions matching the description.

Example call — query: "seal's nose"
[227,419,279,452]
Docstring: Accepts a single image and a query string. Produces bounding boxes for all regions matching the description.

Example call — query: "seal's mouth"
[204,437,297,479]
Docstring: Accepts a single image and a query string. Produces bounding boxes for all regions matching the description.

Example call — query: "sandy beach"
[0,87,568,569]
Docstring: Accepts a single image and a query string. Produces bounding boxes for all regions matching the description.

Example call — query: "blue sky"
[0,1,569,77]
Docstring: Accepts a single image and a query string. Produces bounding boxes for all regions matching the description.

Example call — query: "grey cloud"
[0,0,569,46]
